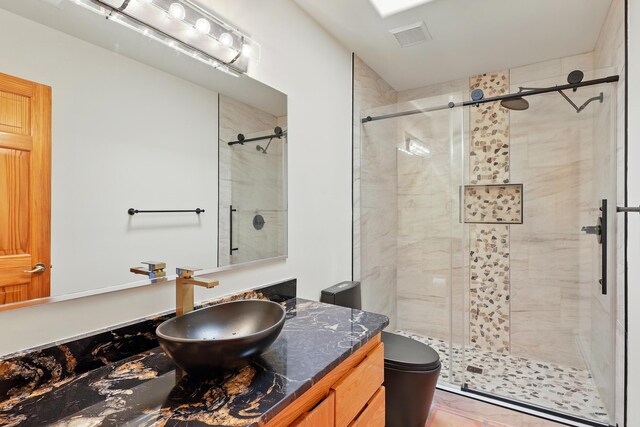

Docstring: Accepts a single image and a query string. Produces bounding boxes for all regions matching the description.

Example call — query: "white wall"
[627,1,640,425]
[0,9,219,297]
[0,0,352,355]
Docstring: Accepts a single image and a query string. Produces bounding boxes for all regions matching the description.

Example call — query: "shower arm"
[258,137,274,154]
[518,86,603,114]
[558,90,603,113]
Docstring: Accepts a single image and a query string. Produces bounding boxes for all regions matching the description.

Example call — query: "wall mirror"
[0,0,288,311]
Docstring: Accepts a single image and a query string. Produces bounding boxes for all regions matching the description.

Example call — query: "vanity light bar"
[69,0,260,76]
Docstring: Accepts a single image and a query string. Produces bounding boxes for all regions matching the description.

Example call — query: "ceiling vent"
[389,21,432,48]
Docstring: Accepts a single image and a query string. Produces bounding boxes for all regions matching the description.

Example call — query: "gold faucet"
[175,267,219,316]
[130,261,166,279]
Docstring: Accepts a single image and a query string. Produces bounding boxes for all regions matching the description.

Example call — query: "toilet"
[320,282,441,427]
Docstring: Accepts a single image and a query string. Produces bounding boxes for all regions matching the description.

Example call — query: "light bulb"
[241,43,252,57]
[168,2,185,20]
[195,18,210,34]
[219,32,234,47]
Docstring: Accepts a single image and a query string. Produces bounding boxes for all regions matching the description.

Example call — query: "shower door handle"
[583,199,607,295]
[600,199,608,295]
[580,199,607,295]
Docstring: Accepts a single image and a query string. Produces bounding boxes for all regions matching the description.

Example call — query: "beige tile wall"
[353,55,398,329]
[509,52,598,369]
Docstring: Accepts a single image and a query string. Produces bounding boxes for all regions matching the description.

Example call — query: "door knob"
[24,263,46,274]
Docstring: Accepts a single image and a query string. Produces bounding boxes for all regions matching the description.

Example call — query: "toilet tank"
[320,281,361,310]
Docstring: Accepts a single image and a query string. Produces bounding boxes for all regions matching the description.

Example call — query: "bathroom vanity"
[278,332,384,427]
[0,282,388,426]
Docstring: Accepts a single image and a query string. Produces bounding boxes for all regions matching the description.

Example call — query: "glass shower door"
[359,94,466,387]
[460,75,618,426]
[357,73,618,425]
[394,98,467,387]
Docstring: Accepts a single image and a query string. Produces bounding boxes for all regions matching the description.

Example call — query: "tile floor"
[429,390,565,427]
[397,330,609,424]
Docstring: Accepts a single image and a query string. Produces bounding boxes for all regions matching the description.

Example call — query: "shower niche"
[218,95,288,267]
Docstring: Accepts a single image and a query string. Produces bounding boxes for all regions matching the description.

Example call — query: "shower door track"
[361,75,619,123]
[436,383,614,427]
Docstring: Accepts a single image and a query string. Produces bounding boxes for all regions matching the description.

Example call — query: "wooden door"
[0,72,51,305]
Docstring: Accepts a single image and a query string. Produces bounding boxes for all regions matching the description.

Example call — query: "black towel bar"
[128,208,205,215]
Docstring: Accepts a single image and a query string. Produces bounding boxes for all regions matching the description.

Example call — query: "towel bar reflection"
[128,208,205,215]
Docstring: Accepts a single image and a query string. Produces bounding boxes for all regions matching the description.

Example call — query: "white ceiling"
[294,0,613,91]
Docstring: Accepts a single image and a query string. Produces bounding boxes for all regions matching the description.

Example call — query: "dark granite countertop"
[0,298,388,426]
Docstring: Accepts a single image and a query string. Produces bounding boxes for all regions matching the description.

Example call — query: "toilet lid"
[381,331,441,371]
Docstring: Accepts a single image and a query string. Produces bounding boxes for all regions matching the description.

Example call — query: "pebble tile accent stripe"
[464,184,523,224]
[469,224,511,352]
[469,72,510,186]
[469,71,512,353]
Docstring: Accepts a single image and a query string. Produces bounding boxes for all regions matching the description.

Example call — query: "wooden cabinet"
[332,343,384,427]
[349,387,385,427]
[290,392,335,427]
[265,333,385,427]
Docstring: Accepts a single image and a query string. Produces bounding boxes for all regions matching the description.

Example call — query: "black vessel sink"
[156,300,286,376]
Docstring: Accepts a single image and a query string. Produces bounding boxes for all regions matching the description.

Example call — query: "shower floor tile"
[395,330,609,425]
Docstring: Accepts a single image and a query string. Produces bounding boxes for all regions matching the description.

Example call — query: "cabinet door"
[290,391,335,427]
[348,387,384,427]
[331,342,384,427]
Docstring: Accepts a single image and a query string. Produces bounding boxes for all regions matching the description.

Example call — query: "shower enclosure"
[358,69,618,426]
